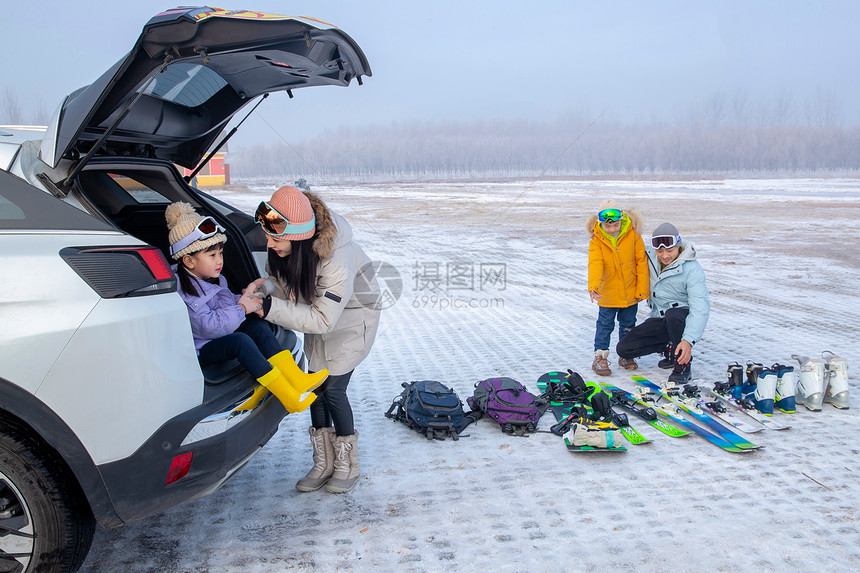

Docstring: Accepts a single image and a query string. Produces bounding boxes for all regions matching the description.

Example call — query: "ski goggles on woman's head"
[651,234,681,249]
[598,208,623,222]
[170,216,225,257]
[254,201,316,237]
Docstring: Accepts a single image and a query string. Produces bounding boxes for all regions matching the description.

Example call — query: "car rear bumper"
[96,390,286,524]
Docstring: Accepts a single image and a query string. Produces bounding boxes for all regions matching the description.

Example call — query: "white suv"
[0,7,370,572]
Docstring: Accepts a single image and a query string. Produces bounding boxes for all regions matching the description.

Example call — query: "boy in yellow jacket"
[587,200,649,375]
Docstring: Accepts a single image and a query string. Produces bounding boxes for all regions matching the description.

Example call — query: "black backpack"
[385,381,470,440]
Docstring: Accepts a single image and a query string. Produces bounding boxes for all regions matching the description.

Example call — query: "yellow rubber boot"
[268,349,329,394]
[234,385,269,412]
[257,368,317,413]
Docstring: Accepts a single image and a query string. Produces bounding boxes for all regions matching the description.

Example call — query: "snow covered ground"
[81,177,860,572]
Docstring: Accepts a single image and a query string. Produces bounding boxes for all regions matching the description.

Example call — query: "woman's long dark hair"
[268,238,320,304]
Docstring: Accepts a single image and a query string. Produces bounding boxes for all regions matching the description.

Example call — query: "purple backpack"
[467,377,546,436]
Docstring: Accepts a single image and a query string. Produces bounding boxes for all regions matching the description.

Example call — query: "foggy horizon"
[3,0,859,151]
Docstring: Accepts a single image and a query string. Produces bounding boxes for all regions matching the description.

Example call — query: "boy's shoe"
[592,350,612,376]
[618,357,638,370]
[657,344,675,369]
[668,360,691,383]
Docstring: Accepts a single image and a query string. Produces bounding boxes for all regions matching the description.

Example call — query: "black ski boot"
[742,361,763,403]
[726,362,744,399]
[658,344,675,369]
[668,358,692,383]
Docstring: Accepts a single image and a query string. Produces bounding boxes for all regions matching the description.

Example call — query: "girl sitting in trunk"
[166,201,326,413]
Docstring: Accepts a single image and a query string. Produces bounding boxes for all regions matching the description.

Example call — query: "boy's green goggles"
[598,208,623,222]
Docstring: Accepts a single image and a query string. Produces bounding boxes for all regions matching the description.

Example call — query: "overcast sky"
[3,1,859,149]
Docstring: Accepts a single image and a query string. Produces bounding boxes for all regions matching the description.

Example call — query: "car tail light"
[165,452,193,485]
[60,246,177,298]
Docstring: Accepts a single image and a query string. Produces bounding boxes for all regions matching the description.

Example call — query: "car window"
[142,63,228,107]
[0,171,113,231]
[0,194,25,220]
[107,174,171,204]
[127,188,171,204]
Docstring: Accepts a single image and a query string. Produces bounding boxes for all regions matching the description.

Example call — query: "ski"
[600,383,753,453]
[598,382,690,438]
[701,383,791,431]
[536,372,627,452]
[696,398,764,434]
[610,410,651,445]
[633,376,761,450]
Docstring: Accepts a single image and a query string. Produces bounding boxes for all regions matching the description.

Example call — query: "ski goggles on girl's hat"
[651,234,681,249]
[169,216,225,257]
[598,208,623,222]
[254,201,316,237]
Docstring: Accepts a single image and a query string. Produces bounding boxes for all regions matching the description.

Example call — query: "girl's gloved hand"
[245,278,275,299]
[238,292,263,314]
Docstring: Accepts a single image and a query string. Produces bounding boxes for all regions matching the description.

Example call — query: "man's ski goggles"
[254,201,316,237]
[170,216,225,257]
[651,235,681,249]
[598,208,623,222]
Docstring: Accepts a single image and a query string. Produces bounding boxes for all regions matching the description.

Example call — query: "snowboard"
[536,371,627,452]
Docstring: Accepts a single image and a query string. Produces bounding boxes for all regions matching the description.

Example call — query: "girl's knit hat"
[599,199,620,212]
[166,202,226,260]
[267,186,316,241]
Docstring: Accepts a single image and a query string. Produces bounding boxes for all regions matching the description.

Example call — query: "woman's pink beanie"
[268,186,316,241]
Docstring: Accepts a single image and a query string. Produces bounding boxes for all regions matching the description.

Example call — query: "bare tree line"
[230,90,859,180]
[229,118,860,181]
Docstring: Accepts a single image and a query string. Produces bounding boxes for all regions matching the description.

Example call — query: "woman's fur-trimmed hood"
[305,191,351,259]
[586,207,644,238]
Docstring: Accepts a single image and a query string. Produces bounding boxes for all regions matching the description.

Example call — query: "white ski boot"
[754,366,777,416]
[791,354,825,411]
[774,364,797,413]
[822,350,849,409]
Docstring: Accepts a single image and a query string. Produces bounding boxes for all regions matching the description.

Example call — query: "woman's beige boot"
[325,433,360,493]
[296,427,335,492]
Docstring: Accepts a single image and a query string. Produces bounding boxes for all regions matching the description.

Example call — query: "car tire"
[0,420,95,573]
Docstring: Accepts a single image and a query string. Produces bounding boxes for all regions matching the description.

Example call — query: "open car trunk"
[71,160,301,391]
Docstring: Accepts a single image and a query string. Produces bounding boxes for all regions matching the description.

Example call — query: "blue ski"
[600,383,749,453]
[633,377,761,451]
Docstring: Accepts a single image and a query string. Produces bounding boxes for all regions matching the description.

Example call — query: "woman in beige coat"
[254,185,381,494]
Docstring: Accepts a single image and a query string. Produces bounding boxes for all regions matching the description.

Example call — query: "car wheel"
[0,420,95,573]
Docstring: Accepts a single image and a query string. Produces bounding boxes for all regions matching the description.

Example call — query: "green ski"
[598,382,690,438]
